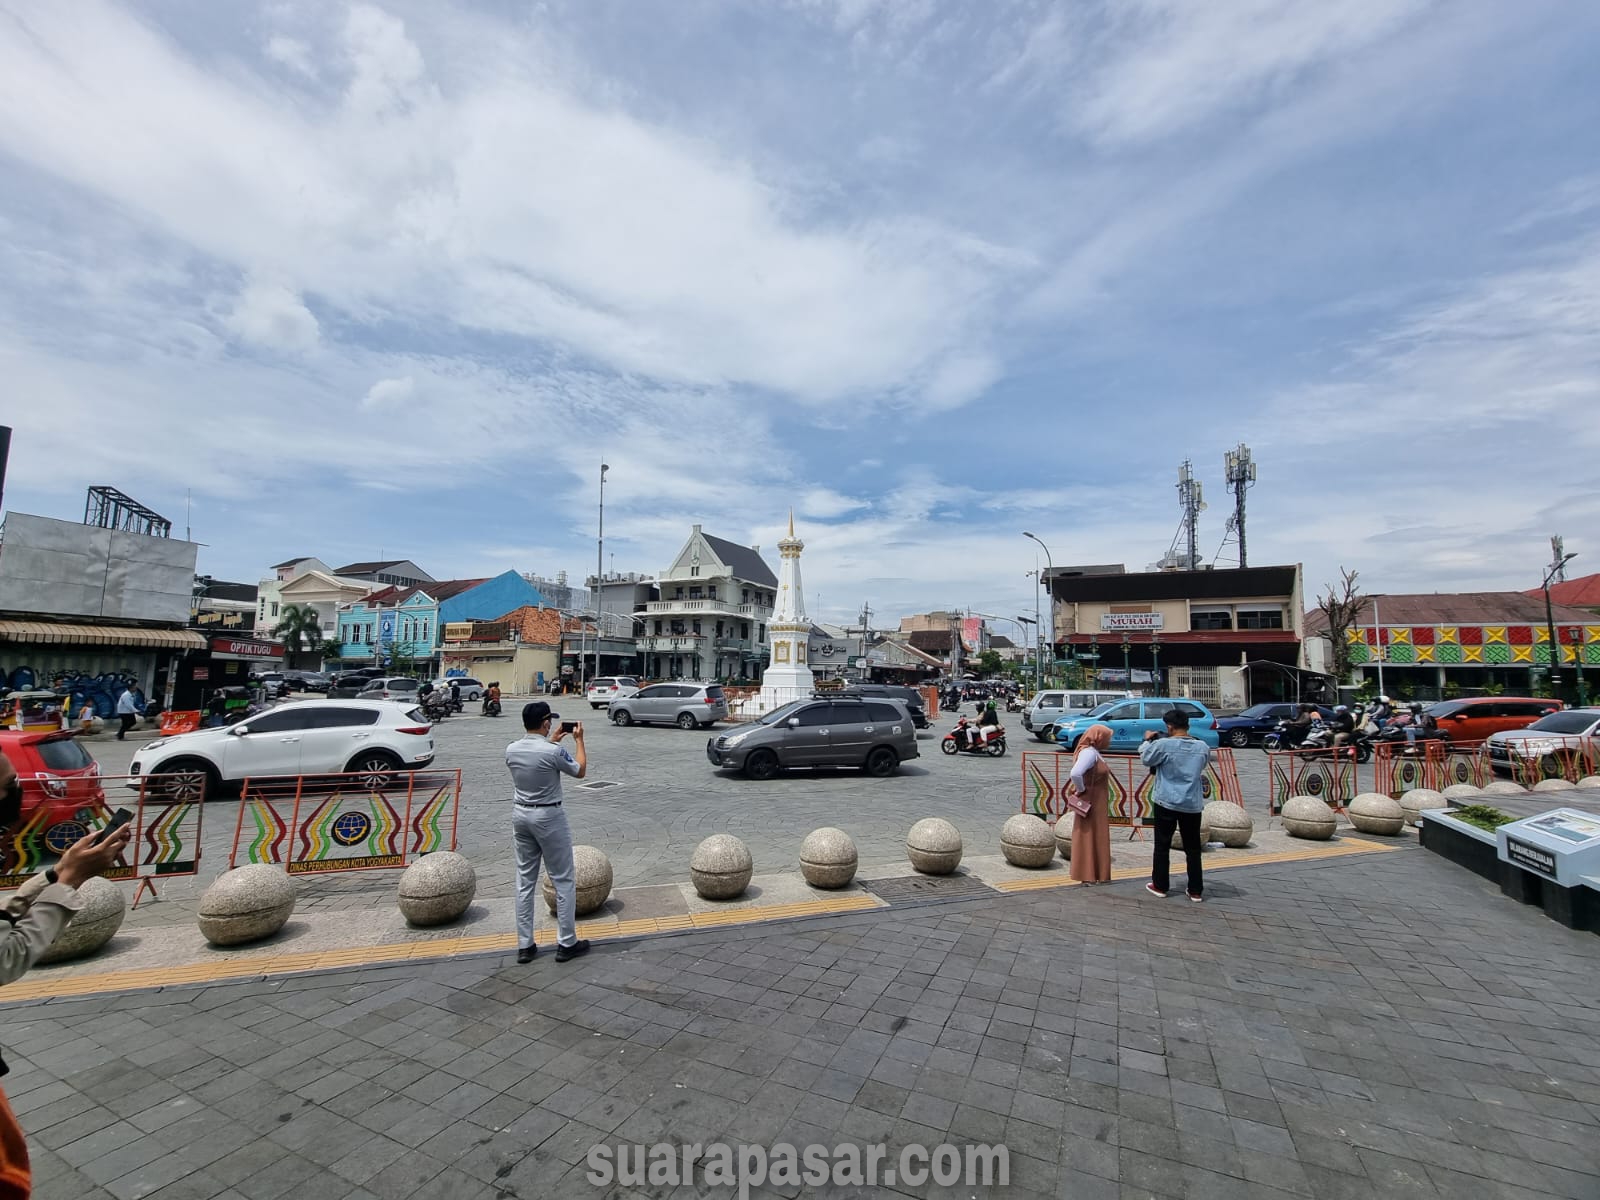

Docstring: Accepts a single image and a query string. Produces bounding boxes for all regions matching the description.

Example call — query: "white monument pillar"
[748,511,815,713]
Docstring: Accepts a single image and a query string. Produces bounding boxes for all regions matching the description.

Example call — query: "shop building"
[439,606,563,694]
[633,526,776,681]
[1046,563,1309,710]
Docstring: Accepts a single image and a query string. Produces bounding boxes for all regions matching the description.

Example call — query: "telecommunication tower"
[1551,535,1568,582]
[1224,445,1257,567]
[1176,461,1204,569]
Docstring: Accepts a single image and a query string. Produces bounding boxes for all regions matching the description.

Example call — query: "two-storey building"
[336,571,547,674]
[636,525,777,681]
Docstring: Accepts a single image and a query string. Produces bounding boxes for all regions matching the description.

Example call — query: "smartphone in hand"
[93,808,135,845]
[560,720,578,735]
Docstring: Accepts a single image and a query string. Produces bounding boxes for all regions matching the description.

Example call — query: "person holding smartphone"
[0,751,134,1195]
[505,702,590,965]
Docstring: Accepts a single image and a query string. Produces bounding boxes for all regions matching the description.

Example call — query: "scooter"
[1372,717,1446,756]
[482,694,502,717]
[423,694,452,722]
[941,718,1006,757]
[1005,695,1022,713]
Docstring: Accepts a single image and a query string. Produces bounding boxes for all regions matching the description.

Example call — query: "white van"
[1022,690,1134,741]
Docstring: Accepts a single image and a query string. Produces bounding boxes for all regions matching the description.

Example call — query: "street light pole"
[595,462,608,689]
[1023,532,1054,694]
[1544,552,1577,701]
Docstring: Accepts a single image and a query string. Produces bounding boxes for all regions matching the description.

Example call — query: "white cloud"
[220,280,320,352]
[361,375,414,409]
[264,35,315,78]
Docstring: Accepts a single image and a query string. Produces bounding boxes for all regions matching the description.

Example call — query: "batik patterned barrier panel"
[230,769,462,874]
[1502,736,1598,786]
[1266,749,1355,814]
[0,773,205,889]
[1022,749,1242,829]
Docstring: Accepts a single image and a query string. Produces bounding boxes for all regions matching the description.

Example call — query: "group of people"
[1064,708,1213,901]
[951,700,1004,749]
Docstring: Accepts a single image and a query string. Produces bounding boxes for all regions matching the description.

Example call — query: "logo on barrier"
[331,811,372,846]
[0,778,203,893]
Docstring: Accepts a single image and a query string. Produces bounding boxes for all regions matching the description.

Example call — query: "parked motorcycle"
[941,718,1006,757]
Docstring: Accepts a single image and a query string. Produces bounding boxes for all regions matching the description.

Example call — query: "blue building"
[335,572,545,671]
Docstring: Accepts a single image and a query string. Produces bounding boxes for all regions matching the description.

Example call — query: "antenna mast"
[1551,535,1569,583]
[1224,444,1257,567]
[1176,461,1204,569]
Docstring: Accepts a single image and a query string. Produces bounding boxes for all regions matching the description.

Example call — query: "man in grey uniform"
[506,701,591,963]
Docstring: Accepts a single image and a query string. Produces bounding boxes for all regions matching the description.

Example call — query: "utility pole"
[1544,551,1578,700]
[1224,445,1256,568]
[594,462,608,687]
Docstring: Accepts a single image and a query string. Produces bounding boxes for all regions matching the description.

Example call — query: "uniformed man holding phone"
[505,702,591,964]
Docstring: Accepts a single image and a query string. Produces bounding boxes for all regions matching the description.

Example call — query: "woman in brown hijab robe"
[1067,723,1113,883]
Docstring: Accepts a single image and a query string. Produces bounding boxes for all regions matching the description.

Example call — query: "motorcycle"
[1298,720,1374,764]
[423,694,452,722]
[482,694,502,717]
[1004,695,1022,713]
[1371,717,1447,756]
[941,718,1006,757]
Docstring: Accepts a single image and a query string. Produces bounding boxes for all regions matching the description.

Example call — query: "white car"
[429,676,484,701]
[129,700,436,799]
[1486,709,1600,777]
[586,676,641,709]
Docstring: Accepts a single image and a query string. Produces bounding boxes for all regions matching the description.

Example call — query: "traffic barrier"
[1266,748,1355,814]
[1373,740,1490,796]
[0,773,206,906]
[159,710,202,735]
[1500,735,1597,787]
[229,768,462,875]
[1021,747,1242,832]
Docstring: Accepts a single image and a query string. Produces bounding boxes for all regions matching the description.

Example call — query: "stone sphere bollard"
[37,877,125,964]
[1398,789,1445,827]
[397,851,477,927]
[1347,792,1406,836]
[543,845,614,915]
[906,818,963,875]
[1000,814,1056,869]
[690,835,753,900]
[1441,783,1482,800]
[1203,801,1252,848]
[1481,780,1528,797]
[1171,815,1212,850]
[1533,777,1574,792]
[1054,821,1072,860]
[1578,776,1600,790]
[1280,796,1338,841]
[799,828,858,889]
[197,865,297,946]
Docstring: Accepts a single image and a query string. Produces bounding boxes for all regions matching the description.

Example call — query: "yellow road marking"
[991,837,1395,893]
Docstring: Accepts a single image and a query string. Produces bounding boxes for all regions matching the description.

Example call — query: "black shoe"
[516,944,537,964]
[554,939,590,963]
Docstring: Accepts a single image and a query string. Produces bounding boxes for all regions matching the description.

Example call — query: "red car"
[0,729,108,861]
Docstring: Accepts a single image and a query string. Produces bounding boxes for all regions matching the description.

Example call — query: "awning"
[0,620,207,650]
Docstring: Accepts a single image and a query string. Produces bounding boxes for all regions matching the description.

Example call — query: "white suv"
[586,676,641,708]
[129,700,436,799]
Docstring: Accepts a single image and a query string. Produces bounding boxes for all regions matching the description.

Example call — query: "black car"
[841,684,930,729]
[1214,702,1334,748]
[282,670,331,693]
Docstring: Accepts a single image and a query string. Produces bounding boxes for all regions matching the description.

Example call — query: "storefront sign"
[192,667,209,681]
[209,637,284,658]
[1101,613,1163,631]
[195,611,248,628]
[444,622,474,643]
[471,621,509,643]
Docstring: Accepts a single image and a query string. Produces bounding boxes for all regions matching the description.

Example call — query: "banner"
[0,774,205,890]
[230,769,461,874]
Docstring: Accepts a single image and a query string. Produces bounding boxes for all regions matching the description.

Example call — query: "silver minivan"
[610,683,729,729]
[706,696,920,780]
[1022,689,1132,741]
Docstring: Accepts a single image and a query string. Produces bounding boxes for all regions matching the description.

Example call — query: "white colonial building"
[636,525,777,680]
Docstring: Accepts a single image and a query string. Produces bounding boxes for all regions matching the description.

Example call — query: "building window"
[689,587,702,599]
[675,587,683,598]
[654,620,662,635]
[741,623,750,639]
[1237,609,1285,630]
[1191,609,1232,631]
[759,625,766,642]
[742,589,750,603]
[708,585,716,599]
[692,620,702,635]
[421,619,429,643]
[690,566,699,576]
[716,621,724,637]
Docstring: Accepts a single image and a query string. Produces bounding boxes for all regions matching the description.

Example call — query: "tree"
[1316,568,1365,684]
[273,603,325,670]
[975,649,1005,677]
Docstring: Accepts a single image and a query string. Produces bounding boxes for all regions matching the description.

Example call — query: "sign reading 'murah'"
[1101,613,1164,632]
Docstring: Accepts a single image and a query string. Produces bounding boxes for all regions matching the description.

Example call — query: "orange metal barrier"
[0,772,206,906]
[1372,739,1490,796]
[1498,735,1597,787]
[1266,748,1356,814]
[230,768,462,874]
[1021,746,1242,832]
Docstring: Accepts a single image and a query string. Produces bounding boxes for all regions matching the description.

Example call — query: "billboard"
[0,513,197,623]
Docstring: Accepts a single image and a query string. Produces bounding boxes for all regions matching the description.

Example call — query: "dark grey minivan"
[706,696,920,780]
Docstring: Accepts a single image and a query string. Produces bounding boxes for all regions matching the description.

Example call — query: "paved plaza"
[7,843,1600,1199]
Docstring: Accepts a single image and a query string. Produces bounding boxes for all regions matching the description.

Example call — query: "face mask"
[0,778,21,831]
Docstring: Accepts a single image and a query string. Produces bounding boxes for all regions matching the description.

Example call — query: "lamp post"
[594,462,608,689]
[1150,631,1162,693]
[1544,552,1577,701]
[1122,636,1132,690]
[1023,532,1054,693]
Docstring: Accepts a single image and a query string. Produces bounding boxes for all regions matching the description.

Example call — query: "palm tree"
[273,603,326,670]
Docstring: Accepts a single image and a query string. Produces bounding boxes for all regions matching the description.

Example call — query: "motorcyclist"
[1286,703,1317,748]
[977,701,1002,742]
[1329,704,1356,745]
[1404,702,1435,745]
[483,682,502,716]
[1369,695,1395,727]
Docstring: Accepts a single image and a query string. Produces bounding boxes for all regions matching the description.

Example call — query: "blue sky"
[1,0,1597,630]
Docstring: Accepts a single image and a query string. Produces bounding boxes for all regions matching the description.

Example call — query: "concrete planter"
[799,828,858,889]
[1347,792,1405,836]
[690,835,753,900]
[1202,801,1252,848]
[398,852,477,927]
[1000,814,1056,868]
[906,818,962,875]
[542,845,614,915]
[1280,796,1337,841]
[198,865,296,946]
[37,877,125,964]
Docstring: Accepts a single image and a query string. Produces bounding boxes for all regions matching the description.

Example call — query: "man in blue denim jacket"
[1139,709,1213,902]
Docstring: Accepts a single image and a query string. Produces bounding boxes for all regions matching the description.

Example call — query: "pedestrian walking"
[1139,709,1213,902]
[114,686,142,740]
[505,701,590,964]
[1066,723,1113,883]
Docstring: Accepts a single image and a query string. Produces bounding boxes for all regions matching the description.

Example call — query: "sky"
[1,0,1597,633]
